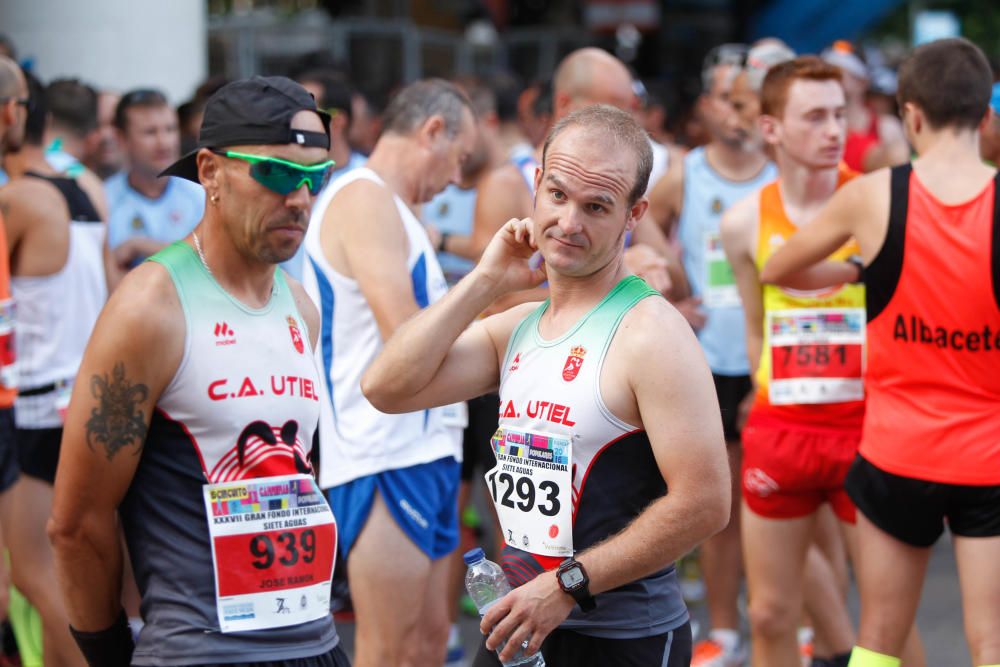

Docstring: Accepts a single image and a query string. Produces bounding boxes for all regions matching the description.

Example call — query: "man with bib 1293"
[362,104,731,667]
[48,77,349,667]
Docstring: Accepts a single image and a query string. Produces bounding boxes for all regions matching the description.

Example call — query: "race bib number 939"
[203,474,336,633]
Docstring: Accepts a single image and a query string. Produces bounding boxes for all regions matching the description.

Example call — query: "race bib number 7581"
[767,308,865,405]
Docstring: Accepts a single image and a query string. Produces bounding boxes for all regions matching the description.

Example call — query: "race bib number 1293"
[485,427,573,558]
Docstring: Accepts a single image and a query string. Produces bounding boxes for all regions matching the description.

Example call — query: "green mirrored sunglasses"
[213,150,335,196]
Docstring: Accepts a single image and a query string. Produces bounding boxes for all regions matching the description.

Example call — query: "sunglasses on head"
[212,149,335,196]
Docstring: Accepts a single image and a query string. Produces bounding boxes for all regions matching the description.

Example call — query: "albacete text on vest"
[893,314,1000,352]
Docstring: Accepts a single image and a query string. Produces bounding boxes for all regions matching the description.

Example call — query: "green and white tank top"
[490,275,689,638]
[120,241,338,665]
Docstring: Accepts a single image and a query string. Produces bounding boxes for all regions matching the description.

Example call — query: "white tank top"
[493,276,688,635]
[497,277,655,507]
[13,221,106,428]
[154,242,321,482]
[303,167,461,489]
[122,242,337,663]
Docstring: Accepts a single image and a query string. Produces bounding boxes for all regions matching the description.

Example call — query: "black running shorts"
[846,454,1000,547]
[472,621,692,667]
[0,407,19,493]
[712,373,753,442]
[15,426,61,484]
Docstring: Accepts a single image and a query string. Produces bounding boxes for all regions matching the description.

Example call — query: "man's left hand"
[480,571,575,663]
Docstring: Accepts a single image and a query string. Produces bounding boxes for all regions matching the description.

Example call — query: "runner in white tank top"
[304,167,459,489]
[302,79,478,667]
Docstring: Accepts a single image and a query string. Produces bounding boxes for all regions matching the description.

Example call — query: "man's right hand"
[473,217,548,295]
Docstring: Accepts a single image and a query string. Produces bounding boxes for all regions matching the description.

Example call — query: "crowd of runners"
[0,27,996,667]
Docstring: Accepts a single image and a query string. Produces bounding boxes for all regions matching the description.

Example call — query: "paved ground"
[335,532,969,666]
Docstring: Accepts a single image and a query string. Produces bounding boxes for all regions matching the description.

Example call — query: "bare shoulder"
[0,176,63,209]
[477,164,532,216]
[480,301,541,351]
[283,273,320,349]
[838,168,892,250]
[83,260,185,393]
[601,294,707,427]
[720,190,760,245]
[101,262,185,352]
[644,158,683,235]
[619,295,699,359]
[482,163,529,193]
[847,168,891,195]
[321,176,408,277]
[474,165,532,247]
[325,176,402,230]
[0,178,68,231]
[832,169,891,219]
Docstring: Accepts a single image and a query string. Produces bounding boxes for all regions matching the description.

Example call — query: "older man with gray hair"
[302,78,477,667]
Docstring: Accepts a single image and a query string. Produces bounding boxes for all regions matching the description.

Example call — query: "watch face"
[560,566,585,588]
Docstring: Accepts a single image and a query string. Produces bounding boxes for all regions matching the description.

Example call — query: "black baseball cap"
[160,75,331,183]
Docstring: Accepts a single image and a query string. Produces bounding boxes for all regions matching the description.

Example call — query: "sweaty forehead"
[545,126,634,199]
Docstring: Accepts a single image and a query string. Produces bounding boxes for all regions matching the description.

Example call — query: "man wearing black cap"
[49,76,350,667]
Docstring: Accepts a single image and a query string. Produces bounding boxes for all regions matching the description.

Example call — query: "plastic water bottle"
[464,548,546,667]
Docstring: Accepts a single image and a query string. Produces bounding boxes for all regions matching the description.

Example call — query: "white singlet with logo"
[303,167,462,489]
[490,276,659,557]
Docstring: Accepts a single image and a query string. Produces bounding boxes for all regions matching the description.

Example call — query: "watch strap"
[570,587,597,612]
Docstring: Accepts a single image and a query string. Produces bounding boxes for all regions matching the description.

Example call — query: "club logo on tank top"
[286,316,305,355]
[208,419,312,483]
[561,345,587,382]
[214,322,237,346]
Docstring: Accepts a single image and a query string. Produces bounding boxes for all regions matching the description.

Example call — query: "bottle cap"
[463,548,485,566]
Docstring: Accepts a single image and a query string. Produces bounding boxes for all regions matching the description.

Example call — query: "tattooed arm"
[48,260,184,632]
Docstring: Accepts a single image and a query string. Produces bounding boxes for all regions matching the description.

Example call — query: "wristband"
[69,610,135,667]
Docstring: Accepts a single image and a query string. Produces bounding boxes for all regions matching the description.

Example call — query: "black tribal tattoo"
[85,362,149,460]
